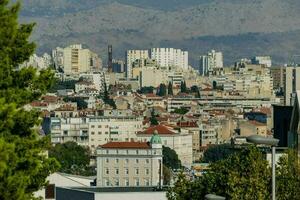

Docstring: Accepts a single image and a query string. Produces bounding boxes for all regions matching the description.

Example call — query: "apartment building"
[96,133,163,187]
[285,66,300,106]
[126,50,149,79]
[199,50,223,76]
[52,44,101,75]
[49,116,143,152]
[88,116,143,152]
[150,48,188,70]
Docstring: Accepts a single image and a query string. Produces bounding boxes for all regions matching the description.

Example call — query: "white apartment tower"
[285,66,300,106]
[199,50,223,76]
[150,48,188,70]
[126,50,149,79]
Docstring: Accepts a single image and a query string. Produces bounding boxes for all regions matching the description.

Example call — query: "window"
[105,132,108,134]
[136,150,139,154]
[105,168,109,175]
[125,168,129,175]
[116,150,119,154]
[105,179,110,186]
[98,125,102,128]
[125,159,129,164]
[145,168,150,175]
[91,125,95,128]
[145,179,150,186]
[115,168,119,175]
[146,159,149,164]
[91,139,94,141]
[125,179,129,186]
[98,132,101,135]
[106,150,109,154]
[106,158,109,163]
[91,132,95,135]
[135,159,139,164]
[115,158,119,163]
[63,130,68,135]
[135,168,139,175]
[135,179,140,186]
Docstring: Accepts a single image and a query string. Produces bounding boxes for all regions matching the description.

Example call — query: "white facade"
[50,116,143,152]
[199,50,223,76]
[150,48,188,70]
[20,53,52,70]
[88,116,143,152]
[126,50,149,79]
[252,56,272,68]
[96,141,163,188]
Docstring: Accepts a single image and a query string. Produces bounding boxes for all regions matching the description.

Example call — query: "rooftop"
[139,125,176,135]
[100,142,151,149]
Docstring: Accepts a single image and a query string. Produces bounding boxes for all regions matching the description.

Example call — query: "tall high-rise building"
[126,50,149,79]
[285,66,300,105]
[150,48,188,70]
[52,44,101,75]
[199,50,223,76]
[108,45,113,72]
[251,56,272,68]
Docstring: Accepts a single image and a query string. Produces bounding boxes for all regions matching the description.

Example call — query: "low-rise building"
[96,133,163,187]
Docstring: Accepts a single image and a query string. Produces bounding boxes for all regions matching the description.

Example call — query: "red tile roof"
[100,142,151,149]
[139,125,176,135]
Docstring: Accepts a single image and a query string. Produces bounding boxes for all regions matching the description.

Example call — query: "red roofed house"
[137,124,193,167]
[96,133,163,188]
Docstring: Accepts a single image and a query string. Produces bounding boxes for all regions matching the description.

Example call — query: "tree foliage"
[163,146,181,170]
[0,1,59,199]
[102,81,116,109]
[202,144,236,163]
[168,82,173,96]
[157,83,167,96]
[172,107,189,115]
[167,146,271,200]
[150,108,159,125]
[276,150,300,200]
[180,81,187,93]
[137,86,154,94]
[49,142,95,176]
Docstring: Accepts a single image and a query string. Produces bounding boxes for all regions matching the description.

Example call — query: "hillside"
[20,0,300,66]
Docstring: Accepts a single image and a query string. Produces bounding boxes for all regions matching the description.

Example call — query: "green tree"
[150,108,159,125]
[202,144,236,163]
[163,146,181,170]
[163,165,172,185]
[167,146,271,200]
[138,86,154,94]
[49,142,95,176]
[276,150,300,200]
[168,82,173,96]
[180,81,187,93]
[0,1,59,199]
[157,83,167,96]
[102,81,116,109]
[172,107,189,115]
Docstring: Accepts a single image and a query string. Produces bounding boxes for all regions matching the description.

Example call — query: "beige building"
[239,120,268,137]
[52,44,101,75]
[89,116,143,152]
[285,66,300,106]
[96,134,163,187]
